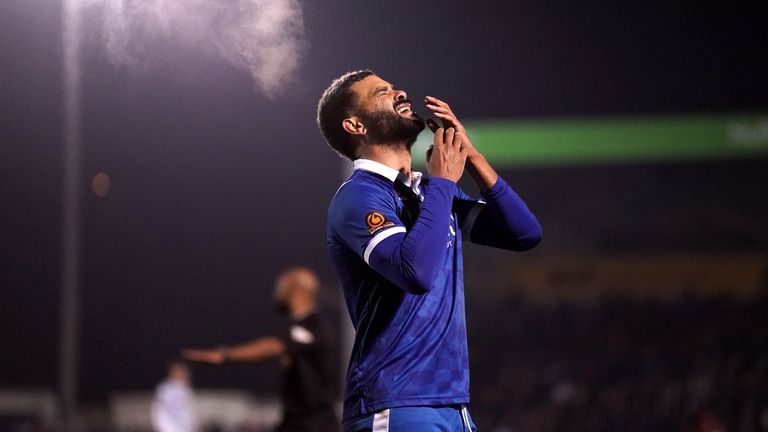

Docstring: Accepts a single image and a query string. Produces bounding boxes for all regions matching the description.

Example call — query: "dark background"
[2,0,767,410]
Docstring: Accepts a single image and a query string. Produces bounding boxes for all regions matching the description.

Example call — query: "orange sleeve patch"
[366,211,395,235]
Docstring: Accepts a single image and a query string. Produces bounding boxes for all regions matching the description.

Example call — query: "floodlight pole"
[60,0,83,429]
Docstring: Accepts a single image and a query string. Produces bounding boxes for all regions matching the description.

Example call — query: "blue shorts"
[342,405,477,432]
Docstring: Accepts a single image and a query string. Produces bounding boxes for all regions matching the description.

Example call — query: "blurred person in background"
[182,267,338,432]
[151,360,197,432]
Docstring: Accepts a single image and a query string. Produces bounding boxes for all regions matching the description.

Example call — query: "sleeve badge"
[365,211,395,235]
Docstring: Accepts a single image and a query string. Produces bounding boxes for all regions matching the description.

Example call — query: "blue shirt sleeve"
[329,177,457,294]
[329,181,407,262]
[456,177,542,251]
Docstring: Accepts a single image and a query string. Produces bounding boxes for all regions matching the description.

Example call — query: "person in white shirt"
[151,360,197,432]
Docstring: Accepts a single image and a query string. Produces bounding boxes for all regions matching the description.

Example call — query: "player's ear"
[342,116,366,136]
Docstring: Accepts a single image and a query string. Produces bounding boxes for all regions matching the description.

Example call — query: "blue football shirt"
[327,159,483,421]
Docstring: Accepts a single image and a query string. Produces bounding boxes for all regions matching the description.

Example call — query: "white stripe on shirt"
[363,227,406,264]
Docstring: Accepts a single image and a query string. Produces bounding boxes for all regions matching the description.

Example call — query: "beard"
[359,108,425,151]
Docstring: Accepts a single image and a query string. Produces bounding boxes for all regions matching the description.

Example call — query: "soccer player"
[318,70,542,432]
[182,267,338,432]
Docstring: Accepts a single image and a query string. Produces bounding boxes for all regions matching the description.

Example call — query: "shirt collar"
[354,158,423,189]
[353,159,400,182]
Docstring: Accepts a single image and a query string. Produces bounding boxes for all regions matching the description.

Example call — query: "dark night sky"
[2,0,767,401]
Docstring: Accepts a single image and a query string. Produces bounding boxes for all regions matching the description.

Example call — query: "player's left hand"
[425,96,479,159]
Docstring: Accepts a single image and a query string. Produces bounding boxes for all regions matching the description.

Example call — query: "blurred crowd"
[468,294,768,432]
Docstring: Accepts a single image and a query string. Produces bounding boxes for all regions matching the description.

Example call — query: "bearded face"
[358,103,425,150]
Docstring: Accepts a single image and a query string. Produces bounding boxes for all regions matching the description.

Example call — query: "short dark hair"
[317,70,375,160]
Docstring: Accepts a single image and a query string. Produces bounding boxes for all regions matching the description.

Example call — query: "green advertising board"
[412,112,768,167]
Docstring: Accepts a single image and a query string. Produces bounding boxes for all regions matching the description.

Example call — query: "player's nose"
[395,89,407,101]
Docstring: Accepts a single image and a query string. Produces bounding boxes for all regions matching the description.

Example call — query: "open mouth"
[394,100,412,117]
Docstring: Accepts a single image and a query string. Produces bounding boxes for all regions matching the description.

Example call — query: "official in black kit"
[183,267,339,432]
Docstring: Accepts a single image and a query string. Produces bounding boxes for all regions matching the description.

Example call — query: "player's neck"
[358,143,413,180]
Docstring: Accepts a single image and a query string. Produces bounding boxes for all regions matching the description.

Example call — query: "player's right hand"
[182,348,225,364]
[426,127,467,183]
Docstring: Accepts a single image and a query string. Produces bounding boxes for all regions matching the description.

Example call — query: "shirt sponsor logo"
[366,211,395,235]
